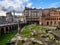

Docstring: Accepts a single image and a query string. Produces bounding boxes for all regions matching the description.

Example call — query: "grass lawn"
[0,31,17,45]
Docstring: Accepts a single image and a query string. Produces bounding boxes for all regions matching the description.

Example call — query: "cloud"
[49,2,60,8]
[0,0,32,13]
[26,2,32,7]
[0,11,6,16]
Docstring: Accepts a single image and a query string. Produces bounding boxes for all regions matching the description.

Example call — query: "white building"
[22,7,42,24]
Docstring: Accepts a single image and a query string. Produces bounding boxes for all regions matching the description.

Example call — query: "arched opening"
[47,21,49,25]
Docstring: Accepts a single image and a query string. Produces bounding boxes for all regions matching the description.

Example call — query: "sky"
[0,0,60,15]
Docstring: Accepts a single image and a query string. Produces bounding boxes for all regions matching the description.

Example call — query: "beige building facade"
[23,7,42,24]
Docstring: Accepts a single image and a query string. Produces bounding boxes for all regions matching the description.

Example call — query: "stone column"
[18,24,20,34]
[4,27,6,34]
[11,26,13,32]
[49,21,50,26]
[12,25,14,30]
[52,21,54,26]
[0,28,1,36]
[15,25,17,30]
[11,26,12,30]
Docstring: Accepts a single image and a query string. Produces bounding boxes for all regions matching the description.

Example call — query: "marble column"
[4,27,6,34]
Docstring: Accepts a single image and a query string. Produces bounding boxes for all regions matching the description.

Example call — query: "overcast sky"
[0,0,60,15]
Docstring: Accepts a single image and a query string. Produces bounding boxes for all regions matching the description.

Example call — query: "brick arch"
[47,21,49,25]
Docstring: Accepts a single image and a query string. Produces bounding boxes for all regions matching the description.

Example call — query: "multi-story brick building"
[39,8,60,26]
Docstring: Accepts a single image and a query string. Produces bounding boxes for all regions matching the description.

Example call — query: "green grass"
[0,32,17,45]
[21,25,31,35]
[21,24,46,37]
[21,24,56,38]
[20,24,58,45]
